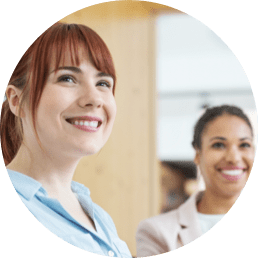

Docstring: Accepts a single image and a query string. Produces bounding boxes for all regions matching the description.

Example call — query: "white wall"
[156,14,257,161]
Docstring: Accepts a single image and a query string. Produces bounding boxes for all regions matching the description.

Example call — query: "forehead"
[203,115,252,140]
[49,45,92,70]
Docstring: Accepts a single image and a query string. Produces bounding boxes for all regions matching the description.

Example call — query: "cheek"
[246,152,255,170]
[199,151,221,171]
[107,97,117,122]
[37,88,74,121]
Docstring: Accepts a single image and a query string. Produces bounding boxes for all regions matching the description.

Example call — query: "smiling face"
[194,114,255,198]
[23,52,117,159]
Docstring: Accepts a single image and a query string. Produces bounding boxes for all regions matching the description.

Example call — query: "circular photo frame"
[1,1,257,258]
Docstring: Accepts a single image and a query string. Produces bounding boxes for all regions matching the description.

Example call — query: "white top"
[197,212,225,234]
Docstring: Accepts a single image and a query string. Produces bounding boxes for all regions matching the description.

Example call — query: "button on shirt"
[7,170,132,257]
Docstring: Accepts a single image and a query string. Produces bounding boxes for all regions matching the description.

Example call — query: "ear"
[5,85,24,117]
[194,149,200,166]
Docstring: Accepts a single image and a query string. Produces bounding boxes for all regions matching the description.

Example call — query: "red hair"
[0,22,116,165]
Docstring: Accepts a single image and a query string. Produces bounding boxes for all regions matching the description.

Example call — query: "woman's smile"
[66,116,103,132]
[216,165,247,181]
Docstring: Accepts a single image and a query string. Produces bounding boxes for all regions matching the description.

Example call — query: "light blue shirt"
[7,169,131,257]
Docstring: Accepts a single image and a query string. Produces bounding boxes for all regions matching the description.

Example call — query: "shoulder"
[137,208,179,237]
[137,190,203,230]
[136,192,203,256]
[136,209,180,256]
[7,169,42,201]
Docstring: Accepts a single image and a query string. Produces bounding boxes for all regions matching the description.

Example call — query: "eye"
[57,75,76,83]
[97,80,112,88]
[240,142,251,148]
[212,142,225,149]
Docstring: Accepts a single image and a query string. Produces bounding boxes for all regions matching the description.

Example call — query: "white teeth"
[221,170,244,176]
[90,121,98,128]
[72,120,98,128]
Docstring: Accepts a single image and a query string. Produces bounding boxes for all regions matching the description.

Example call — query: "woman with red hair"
[1,22,131,257]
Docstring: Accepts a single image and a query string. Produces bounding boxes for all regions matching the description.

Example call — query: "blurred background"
[60,1,257,255]
[156,13,257,213]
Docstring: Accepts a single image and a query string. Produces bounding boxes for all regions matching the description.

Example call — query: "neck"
[7,143,81,199]
[197,189,240,214]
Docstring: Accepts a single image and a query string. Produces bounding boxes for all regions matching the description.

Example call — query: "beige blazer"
[136,191,204,257]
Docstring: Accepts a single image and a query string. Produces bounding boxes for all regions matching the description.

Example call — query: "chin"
[221,186,245,198]
[74,144,103,157]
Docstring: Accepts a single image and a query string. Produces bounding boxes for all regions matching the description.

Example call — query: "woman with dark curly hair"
[136,105,255,256]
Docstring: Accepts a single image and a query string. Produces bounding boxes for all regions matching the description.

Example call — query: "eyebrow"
[239,137,253,141]
[209,136,252,142]
[51,66,113,79]
[210,137,226,142]
[51,66,82,74]
[97,72,113,79]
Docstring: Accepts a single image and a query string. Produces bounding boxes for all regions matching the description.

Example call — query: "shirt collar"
[71,181,91,196]
[7,169,91,200]
[178,191,204,227]
[7,169,42,201]
[71,182,93,219]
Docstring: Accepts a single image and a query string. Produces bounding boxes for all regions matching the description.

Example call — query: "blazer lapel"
[177,191,203,246]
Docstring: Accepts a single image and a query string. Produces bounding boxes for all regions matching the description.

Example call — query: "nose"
[78,84,103,109]
[225,145,242,164]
